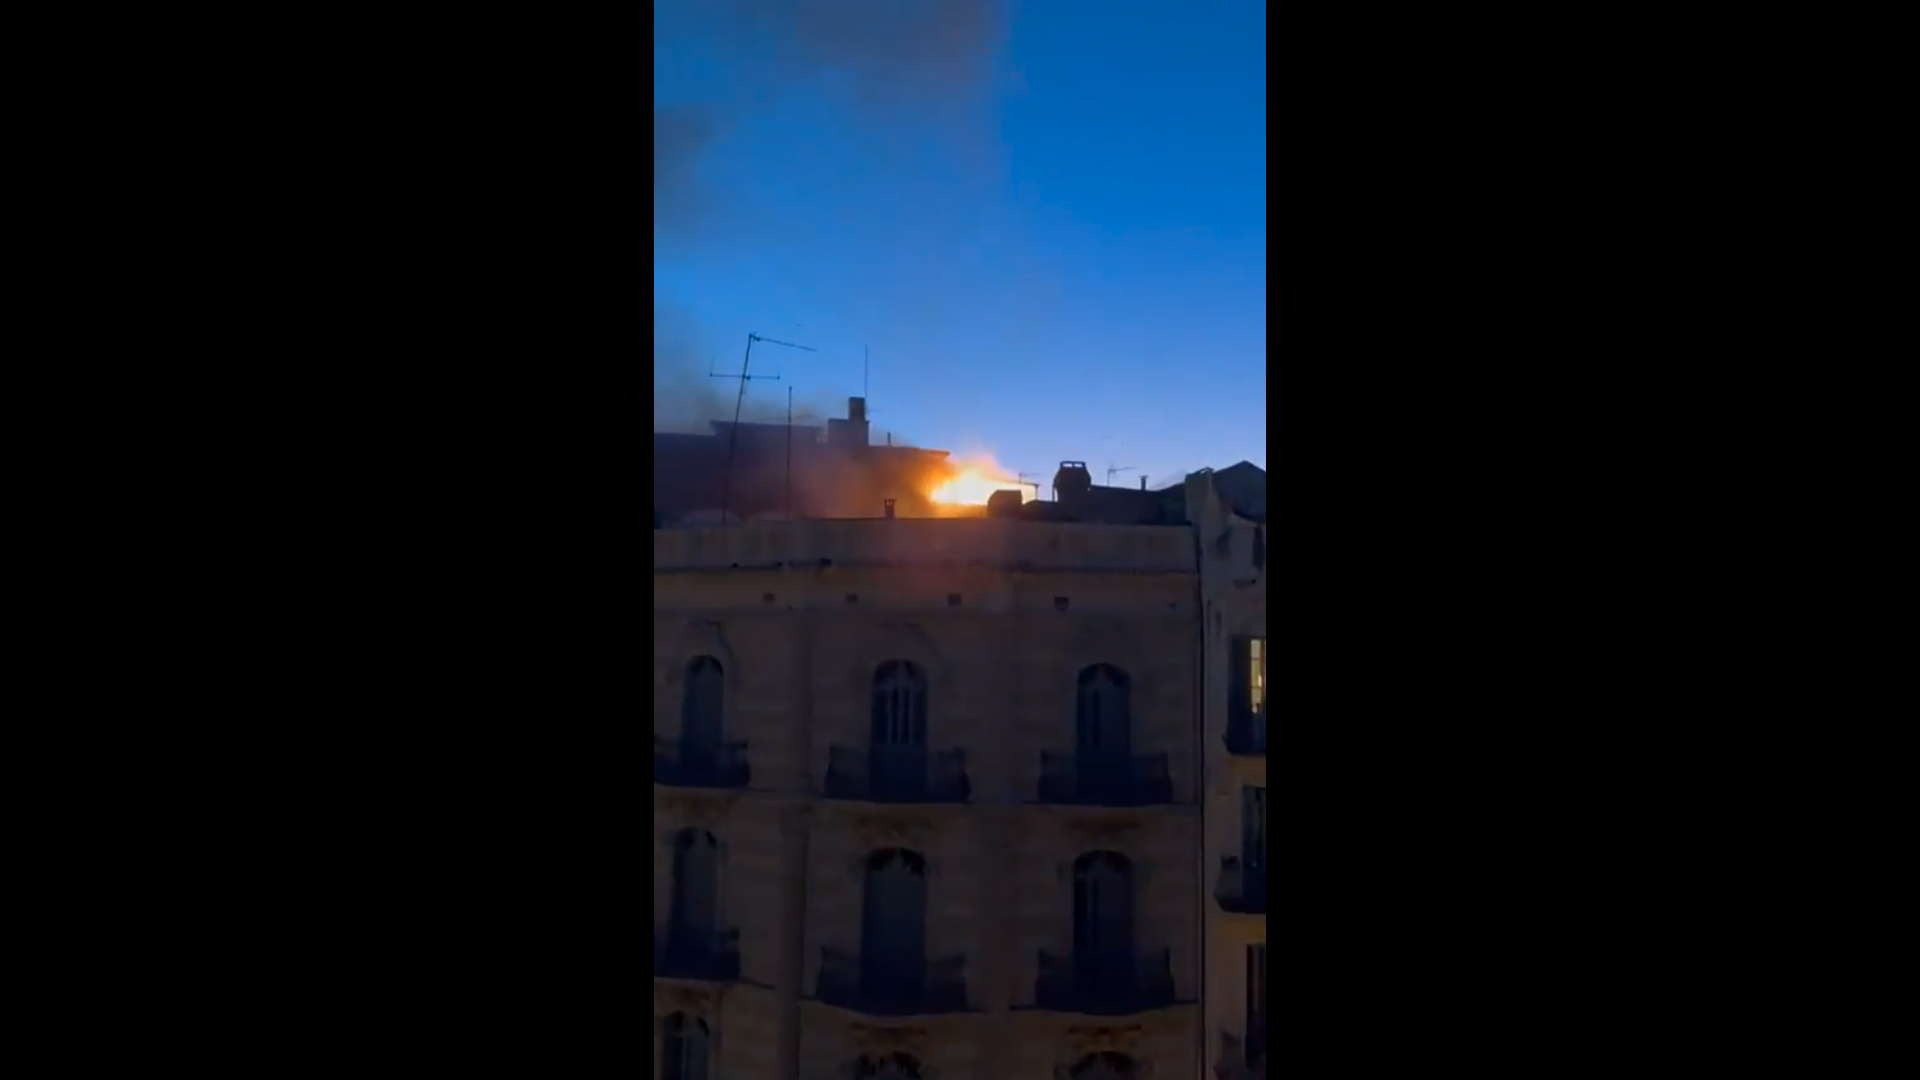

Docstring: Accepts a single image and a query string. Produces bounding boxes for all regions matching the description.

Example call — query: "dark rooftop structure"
[653,397,953,524]
[652,396,1265,531]
[985,460,1189,526]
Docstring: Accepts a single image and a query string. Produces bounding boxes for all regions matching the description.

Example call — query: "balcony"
[653,736,751,790]
[1224,711,1267,757]
[1035,751,1174,807]
[654,925,741,983]
[1215,856,1268,915]
[814,947,971,1016]
[1032,948,1181,1015]
[1214,1022,1268,1080]
[823,745,970,804]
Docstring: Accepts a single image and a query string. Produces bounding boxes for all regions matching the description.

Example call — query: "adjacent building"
[654,461,1267,1080]
[1187,466,1268,1080]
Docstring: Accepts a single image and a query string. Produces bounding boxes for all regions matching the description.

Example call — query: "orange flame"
[928,460,1036,505]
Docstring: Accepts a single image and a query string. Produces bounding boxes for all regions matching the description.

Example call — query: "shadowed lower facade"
[654,469,1266,1080]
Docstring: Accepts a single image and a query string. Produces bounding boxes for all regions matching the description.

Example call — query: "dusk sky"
[654,1,1266,491]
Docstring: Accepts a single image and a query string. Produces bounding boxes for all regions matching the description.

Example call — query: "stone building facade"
[654,474,1267,1080]
[1184,469,1268,1080]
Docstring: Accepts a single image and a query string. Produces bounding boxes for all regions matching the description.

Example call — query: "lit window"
[1248,638,1266,714]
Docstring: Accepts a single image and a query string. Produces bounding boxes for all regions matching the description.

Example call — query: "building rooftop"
[654,517,1197,575]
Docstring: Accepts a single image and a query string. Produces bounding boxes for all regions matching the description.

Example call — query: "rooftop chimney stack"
[1053,461,1093,505]
[826,396,872,449]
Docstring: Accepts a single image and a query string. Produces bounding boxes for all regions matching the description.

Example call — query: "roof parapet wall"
[655,519,1196,575]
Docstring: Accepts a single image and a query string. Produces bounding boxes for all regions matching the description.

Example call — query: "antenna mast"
[715,332,815,524]
[785,386,795,522]
[1106,465,1137,486]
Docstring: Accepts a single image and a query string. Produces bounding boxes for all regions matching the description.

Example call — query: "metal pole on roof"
[713,332,812,524]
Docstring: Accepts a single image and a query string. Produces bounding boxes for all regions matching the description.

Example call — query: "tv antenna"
[1105,464,1137,486]
[716,332,814,523]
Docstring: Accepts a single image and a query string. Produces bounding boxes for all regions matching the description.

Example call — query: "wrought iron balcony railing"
[1035,751,1174,807]
[823,744,970,804]
[1215,856,1268,915]
[814,947,970,1015]
[654,924,741,983]
[653,736,751,790]
[1224,711,1268,757]
[1032,947,1180,1015]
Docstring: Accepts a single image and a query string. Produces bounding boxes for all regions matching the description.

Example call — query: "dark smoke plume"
[652,105,719,246]
[652,301,732,433]
[653,1,1008,432]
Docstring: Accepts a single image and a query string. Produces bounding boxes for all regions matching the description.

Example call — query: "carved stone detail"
[658,794,730,832]
[653,985,714,1017]
[664,621,741,689]
[855,622,947,688]
[850,813,933,855]
[1069,619,1148,673]
[848,1024,927,1056]
[1062,818,1140,852]
[1049,1024,1144,1069]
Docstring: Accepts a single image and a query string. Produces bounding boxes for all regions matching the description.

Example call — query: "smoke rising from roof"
[653,0,1008,434]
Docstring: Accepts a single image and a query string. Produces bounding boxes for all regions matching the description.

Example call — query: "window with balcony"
[682,656,724,746]
[824,661,966,803]
[655,657,752,789]
[1226,637,1267,756]
[1036,850,1175,1013]
[660,1012,710,1080]
[1249,638,1265,715]
[862,847,928,994]
[1076,664,1133,755]
[817,847,968,1014]
[668,828,720,940]
[853,1052,923,1079]
[1072,1051,1139,1079]
[872,660,928,749]
[1246,943,1267,1021]
[1035,666,1169,806]
[1072,850,1134,965]
[656,828,741,982]
[1242,786,1266,869]
[1217,786,1269,915]
[1245,944,1268,1069]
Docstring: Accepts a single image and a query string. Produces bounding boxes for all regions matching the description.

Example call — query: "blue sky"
[654,1,1266,489]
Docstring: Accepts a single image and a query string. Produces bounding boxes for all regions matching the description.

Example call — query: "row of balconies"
[652,739,1265,803]
[653,929,1188,1017]
[652,715,1266,795]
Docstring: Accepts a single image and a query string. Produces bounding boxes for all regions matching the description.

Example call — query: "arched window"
[681,656,725,747]
[668,828,721,938]
[1069,1051,1137,1080]
[1071,851,1134,980]
[660,1012,710,1080]
[853,1052,923,1080]
[860,848,928,995]
[1075,665,1133,756]
[870,661,928,748]
[1243,785,1267,870]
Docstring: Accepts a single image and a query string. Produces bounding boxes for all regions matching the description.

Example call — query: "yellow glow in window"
[1249,638,1266,714]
